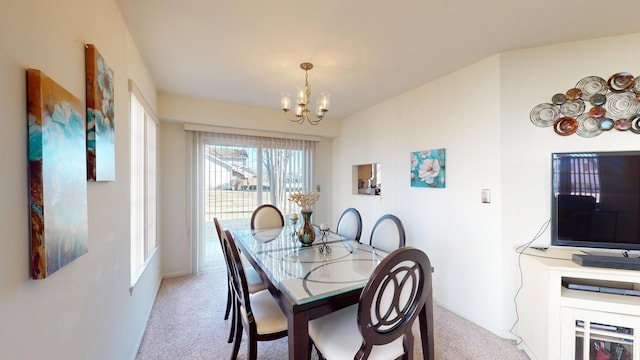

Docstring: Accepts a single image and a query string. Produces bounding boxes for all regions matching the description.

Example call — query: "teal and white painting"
[411,149,445,188]
[27,69,89,279]
[86,44,115,181]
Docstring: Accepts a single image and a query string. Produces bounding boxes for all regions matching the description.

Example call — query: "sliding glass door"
[192,132,315,271]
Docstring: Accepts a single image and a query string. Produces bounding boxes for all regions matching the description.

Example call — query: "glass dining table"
[228,222,388,360]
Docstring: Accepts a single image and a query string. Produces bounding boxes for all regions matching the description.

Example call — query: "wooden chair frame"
[214,217,266,344]
[356,247,432,359]
[336,207,363,242]
[312,247,433,360]
[368,214,406,251]
[223,229,288,360]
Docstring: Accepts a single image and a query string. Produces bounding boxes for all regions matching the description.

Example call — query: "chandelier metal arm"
[282,108,326,125]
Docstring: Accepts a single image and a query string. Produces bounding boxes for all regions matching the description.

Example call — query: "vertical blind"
[187,128,317,271]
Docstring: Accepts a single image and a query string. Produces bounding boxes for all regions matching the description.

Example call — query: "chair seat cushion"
[241,290,288,335]
[308,305,405,360]
[245,266,267,293]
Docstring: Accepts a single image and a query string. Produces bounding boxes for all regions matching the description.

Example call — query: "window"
[130,80,158,287]
[186,127,317,272]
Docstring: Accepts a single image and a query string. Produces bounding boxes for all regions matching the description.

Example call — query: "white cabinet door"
[561,307,640,360]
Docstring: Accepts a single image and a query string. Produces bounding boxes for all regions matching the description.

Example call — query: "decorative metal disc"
[634,76,640,93]
[552,93,567,105]
[566,88,582,100]
[599,117,615,131]
[590,93,607,106]
[576,113,602,138]
[614,118,632,131]
[553,116,578,136]
[608,72,635,92]
[588,106,606,118]
[604,92,640,119]
[630,114,640,134]
[559,99,585,117]
[530,103,560,127]
[576,76,608,101]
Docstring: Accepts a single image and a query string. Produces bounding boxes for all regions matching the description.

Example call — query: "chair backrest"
[221,229,252,316]
[356,247,432,359]
[336,207,363,242]
[213,217,224,247]
[250,204,285,230]
[214,217,231,275]
[368,214,406,253]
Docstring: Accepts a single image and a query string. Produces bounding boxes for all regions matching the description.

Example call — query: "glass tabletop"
[231,224,388,305]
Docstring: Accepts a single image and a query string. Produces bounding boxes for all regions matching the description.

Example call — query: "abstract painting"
[411,148,446,188]
[85,44,115,181]
[27,69,89,279]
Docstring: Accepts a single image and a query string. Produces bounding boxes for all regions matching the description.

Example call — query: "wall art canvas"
[27,69,89,279]
[85,44,115,181]
[411,148,446,188]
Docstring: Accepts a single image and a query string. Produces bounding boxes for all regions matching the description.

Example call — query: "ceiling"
[115,0,640,119]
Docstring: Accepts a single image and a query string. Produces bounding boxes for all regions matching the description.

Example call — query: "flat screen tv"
[551,151,640,252]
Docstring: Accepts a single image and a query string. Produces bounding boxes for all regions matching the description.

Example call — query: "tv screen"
[551,151,640,251]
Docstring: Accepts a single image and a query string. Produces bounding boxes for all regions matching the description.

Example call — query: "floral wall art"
[27,69,89,279]
[85,44,115,181]
[411,148,445,188]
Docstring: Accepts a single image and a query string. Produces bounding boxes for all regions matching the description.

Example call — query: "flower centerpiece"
[288,190,320,245]
[288,190,320,212]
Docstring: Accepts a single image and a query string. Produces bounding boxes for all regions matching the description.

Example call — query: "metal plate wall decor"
[530,103,560,127]
[576,114,602,138]
[530,72,640,137]
[576,76,608,100]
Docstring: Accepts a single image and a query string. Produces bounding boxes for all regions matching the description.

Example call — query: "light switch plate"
[481,189,491,203]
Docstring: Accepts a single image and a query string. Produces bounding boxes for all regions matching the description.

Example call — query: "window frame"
[129,80,158,289]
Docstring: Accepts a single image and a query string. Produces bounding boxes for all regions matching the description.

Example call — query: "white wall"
[333,32,640,338]
[333,55,505,334]
[0,0,160,359]
[158,93,338,276]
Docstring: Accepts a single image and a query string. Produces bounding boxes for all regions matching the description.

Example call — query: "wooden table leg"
[288,310,310,360]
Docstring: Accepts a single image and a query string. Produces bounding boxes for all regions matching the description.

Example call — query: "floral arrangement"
[288,190,320,211]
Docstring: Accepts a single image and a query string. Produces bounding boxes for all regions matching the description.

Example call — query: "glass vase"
[298,211,315,246]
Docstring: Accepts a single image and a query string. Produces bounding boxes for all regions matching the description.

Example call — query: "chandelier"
[280,62,329,125]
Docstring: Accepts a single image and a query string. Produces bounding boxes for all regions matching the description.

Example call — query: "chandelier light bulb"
[319,93,329,111]
[281,94,291,112]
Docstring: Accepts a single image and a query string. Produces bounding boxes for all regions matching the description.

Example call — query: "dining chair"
[308,246,434,360]
[250,204,285,229]
[336,207,363,242]
[213,218,266,343]
[368,214,406,253]
[222,229,289,360]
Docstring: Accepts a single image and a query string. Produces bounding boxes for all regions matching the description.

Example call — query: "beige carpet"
[136,269,530,360]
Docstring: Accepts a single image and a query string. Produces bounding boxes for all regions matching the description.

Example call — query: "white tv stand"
[517,247,640,360]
